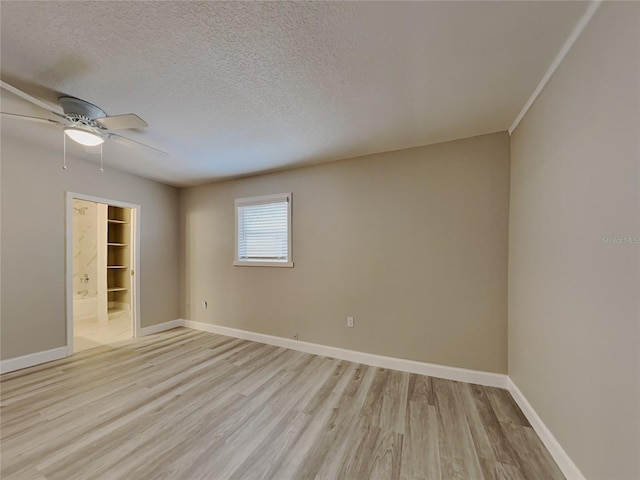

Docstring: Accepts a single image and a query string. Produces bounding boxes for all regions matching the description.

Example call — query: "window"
[234,193,293,267]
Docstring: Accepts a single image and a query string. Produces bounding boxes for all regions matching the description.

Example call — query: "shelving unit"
[106,206,131,320]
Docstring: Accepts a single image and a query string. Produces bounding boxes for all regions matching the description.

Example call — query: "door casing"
[65,191,141,355]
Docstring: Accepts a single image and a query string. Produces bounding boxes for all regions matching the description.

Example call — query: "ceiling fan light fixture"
[64,127,104,146]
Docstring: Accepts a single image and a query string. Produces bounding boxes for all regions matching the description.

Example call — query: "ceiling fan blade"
[0,80,64,116]
[1,111,65,126]
[108,132,168,157]
[96,114,148,131]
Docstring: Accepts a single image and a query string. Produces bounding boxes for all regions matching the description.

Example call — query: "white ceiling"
[1,1,588,187]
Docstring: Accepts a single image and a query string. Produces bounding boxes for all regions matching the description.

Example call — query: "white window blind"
[235,193,292,267]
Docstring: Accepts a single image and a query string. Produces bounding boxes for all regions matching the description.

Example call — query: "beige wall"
[180,132,510,373]
[1,130,181,360]
[509,3,640,479]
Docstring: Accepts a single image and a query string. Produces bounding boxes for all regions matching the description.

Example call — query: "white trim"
[182,320,508,388]
[508,0,602,135]
[234,192,291,207]
[508,378,586,480]
[0,318,583,479]
[66,192,142,355]
[233,261,294,268]
[0,347,68,374]
[96,203,108,323]
[138,319,185,337]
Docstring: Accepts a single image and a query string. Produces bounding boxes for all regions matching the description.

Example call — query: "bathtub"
[73,296,98,321]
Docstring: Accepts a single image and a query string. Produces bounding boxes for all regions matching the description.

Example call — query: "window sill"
[233,261,294,268]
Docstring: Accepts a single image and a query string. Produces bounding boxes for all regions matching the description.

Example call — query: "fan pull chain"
[100,143,104,173]
[63,132,67,170]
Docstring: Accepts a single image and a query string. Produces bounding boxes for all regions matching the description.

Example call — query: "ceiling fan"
[1,80,167,156]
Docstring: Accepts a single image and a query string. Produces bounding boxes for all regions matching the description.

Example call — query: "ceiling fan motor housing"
[0,81,160,154]
[59,96,107,129]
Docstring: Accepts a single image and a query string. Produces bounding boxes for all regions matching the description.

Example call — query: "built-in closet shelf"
[104,205,131,322]
[99,205,132,324]
[107,287,128,292]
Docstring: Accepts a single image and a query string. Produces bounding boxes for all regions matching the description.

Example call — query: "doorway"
[66,193,140,354]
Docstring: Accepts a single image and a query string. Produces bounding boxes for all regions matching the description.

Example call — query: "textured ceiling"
[1,1,588,186]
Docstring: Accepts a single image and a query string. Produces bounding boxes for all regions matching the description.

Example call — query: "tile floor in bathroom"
[74,313,132,352]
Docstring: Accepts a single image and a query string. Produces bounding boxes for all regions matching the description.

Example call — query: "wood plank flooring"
[0,328,564,480]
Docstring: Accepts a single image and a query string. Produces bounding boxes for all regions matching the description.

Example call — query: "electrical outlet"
[347,316,354,328]
[202,300,208,309]
[293,332,299,340]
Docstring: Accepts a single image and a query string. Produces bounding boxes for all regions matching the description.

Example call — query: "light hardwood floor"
[0,328,564,480]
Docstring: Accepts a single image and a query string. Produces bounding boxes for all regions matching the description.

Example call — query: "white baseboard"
[1,319,581,480]
[507,378,585,480]
[0,346,68,374]
[138,319,184,337]
[1,318,184,374]
[182,320,508,389]
[184,321,583,478]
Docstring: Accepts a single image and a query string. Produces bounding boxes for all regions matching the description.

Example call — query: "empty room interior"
[1,1,638,479]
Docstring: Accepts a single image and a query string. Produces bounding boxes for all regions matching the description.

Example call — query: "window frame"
[234,192,293,268]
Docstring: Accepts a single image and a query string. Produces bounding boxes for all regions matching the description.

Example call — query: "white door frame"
[65,192,141,355]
